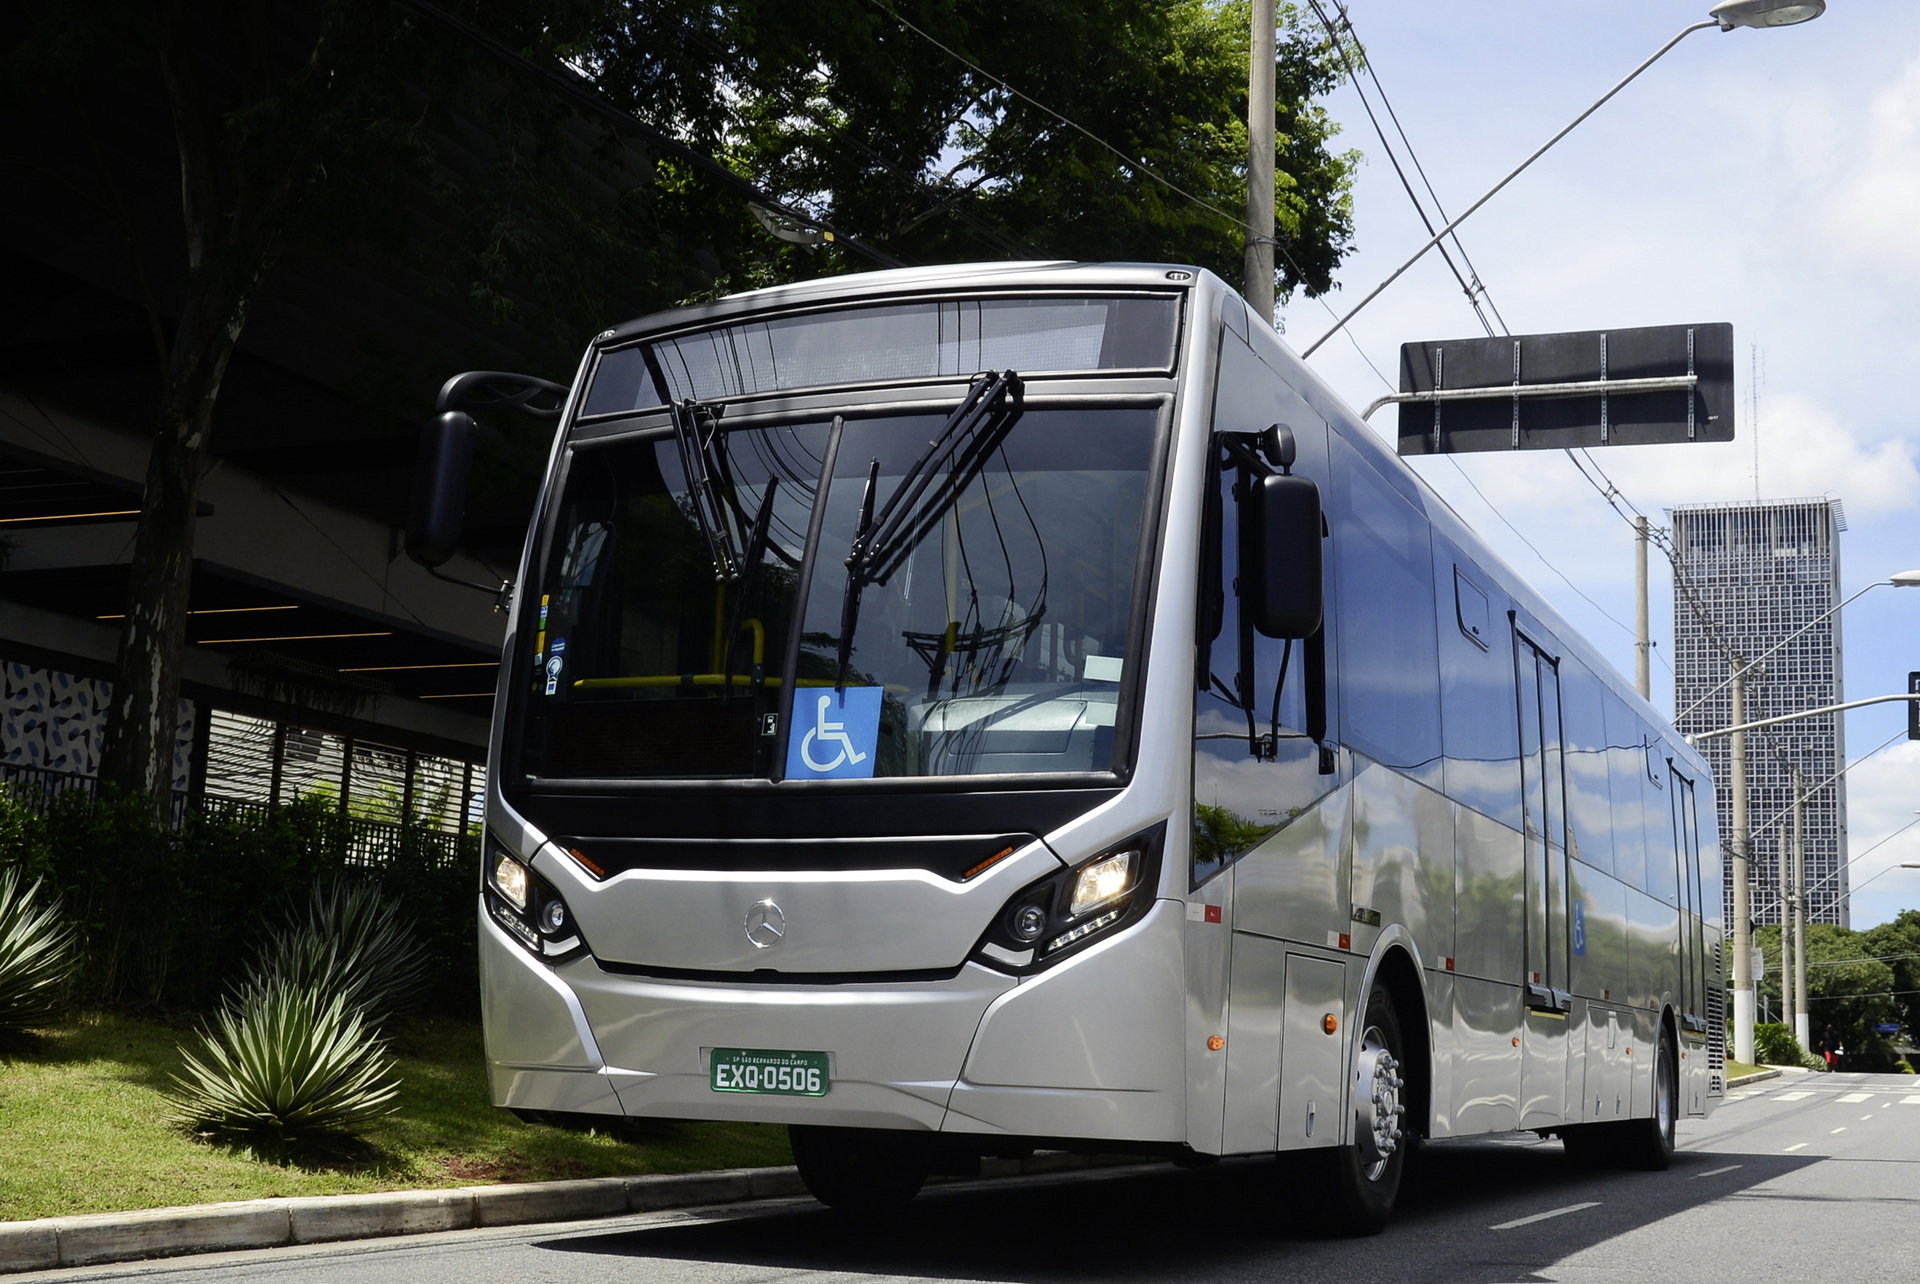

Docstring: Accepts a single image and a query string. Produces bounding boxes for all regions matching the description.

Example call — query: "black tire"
[789,1125,931,1213]
[1620,1027,1677,1171]
[1314,981,1411,1237]
[1560,1124,1618,1169]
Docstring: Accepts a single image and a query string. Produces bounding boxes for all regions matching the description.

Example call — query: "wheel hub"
[1355,1033,1404,1168]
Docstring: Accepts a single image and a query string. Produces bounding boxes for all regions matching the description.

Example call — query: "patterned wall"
[0,661,194,792]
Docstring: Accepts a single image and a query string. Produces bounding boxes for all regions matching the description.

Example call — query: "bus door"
[1671,768,1707,1036]
[1515,632,1570,1126]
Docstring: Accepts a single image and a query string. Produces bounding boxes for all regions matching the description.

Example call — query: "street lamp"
[1677,571,1920,723]
[1300,2,1828,358]
[1710,0,1826,27]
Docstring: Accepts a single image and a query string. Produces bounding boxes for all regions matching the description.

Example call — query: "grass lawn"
[0,1012,791,1223]
[1725,1059,1766,1078]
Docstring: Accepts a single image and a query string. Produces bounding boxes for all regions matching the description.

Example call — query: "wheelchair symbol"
[800,694,869,773]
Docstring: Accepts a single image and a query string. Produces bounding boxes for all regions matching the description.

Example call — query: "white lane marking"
[1862,1115,1875,1120]
[1903,1095,1920,1105]
[1830,1127,1847,1134]
[1838,1092,1872,1103]
[1785,1142,1810,1152]
[1491,1201,1602,1231]
[1691,1164,1743,1179]
[1775,1091,1813,1101]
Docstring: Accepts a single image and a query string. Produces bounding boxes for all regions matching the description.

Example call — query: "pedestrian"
[1820,1022,1841,1071]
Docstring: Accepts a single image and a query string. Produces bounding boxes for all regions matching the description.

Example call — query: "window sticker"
[1572,900,1586,956]
[785,687,883,780]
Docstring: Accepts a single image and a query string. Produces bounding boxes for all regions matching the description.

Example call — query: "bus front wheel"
[1313,981,1412,1236]
[789,1125,932,1213]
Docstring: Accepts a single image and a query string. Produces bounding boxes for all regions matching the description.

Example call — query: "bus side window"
[1191,335,1335,887]
[1603,693,1649,892]
[1330,431,1441,787]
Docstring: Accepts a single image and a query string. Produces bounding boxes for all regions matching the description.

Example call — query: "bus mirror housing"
[405,409,478,569]
[1244,472,1323,639]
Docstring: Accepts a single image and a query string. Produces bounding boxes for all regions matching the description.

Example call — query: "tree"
[12,0,1357,804]
[1757,922,1903,1064]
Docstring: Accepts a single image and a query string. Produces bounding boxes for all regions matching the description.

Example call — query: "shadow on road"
[536,1139,1815,1283]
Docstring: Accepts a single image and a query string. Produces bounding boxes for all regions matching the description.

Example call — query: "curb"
[1727,1068,1782,1088]
[0,1153,1134,1274]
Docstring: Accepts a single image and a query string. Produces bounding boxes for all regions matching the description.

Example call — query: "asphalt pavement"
[30,1069,1920,1284]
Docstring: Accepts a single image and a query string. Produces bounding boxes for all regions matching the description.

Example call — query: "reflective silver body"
[482,264,1724,1153]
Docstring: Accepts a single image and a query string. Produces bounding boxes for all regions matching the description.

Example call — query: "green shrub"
[170,979,399,1149]
[0,789,478,1017]
[250,876,430,1029]
[1754,1022,1823,1069]
[0,865,80,1038]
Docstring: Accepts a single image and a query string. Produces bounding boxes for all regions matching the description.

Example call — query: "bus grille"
[1707,940,1726,1095]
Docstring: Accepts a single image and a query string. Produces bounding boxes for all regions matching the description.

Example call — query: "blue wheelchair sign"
[1571,900,1586,956]
[785,687,882,780]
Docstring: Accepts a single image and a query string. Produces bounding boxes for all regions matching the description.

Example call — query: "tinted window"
[583,295,1180,416]
[1333,432,1441,785]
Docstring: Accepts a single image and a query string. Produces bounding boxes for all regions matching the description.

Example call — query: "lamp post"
[1677,571,1920,725]
[1299,0,1828,358]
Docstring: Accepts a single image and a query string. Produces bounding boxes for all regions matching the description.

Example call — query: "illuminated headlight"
[973,822,1166,975]
[493,853,531,910]
[1069,851,1135,917]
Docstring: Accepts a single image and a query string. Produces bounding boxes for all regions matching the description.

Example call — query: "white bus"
[411,263,1727,1233]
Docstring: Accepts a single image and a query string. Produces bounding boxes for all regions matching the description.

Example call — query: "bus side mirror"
[405,410,478,569]
[1243,472,1323,639]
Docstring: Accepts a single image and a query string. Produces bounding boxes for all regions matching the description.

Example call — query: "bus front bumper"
[479,897,1187,1141]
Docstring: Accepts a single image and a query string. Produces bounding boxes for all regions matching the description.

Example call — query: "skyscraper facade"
[1670,498,1848,931]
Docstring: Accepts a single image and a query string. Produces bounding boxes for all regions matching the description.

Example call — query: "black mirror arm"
[425,563,514,613]
[1217,433,1273,479]
[436,371,568,419]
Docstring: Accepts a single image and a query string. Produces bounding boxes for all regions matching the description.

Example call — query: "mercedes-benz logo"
[743,899,786,949]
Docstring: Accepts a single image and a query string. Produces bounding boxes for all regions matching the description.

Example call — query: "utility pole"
[1244,0,1276,326]
[1730,660,1754,1065]
[1635,516,1651,700]
[1792,766,1809,1051]
[1778,827,1792,1031]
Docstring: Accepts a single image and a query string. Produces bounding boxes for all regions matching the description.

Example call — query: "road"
[41,1071,1920,1284]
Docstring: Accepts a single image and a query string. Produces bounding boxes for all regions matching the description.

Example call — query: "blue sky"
[1273,1,1920,927]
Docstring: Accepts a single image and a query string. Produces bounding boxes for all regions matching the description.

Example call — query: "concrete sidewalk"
[0,1152,1130,1274]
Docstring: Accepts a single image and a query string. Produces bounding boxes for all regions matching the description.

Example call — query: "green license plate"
[710,1047,830,1096]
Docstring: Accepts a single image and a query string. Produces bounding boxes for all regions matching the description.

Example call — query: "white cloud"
[1819,53,1920,278]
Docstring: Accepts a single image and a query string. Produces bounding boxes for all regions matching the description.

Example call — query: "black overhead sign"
[1393,322,1734,456]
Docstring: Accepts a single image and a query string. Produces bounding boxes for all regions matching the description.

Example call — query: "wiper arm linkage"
[835,370,1022,691]
[670,398,742,582]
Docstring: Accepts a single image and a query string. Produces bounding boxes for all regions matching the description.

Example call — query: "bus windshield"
[517,404,1159,782]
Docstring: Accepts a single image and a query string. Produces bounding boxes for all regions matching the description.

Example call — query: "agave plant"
[250,876,430,1029]
[171,978,400,1144]
[0,864,79,1038]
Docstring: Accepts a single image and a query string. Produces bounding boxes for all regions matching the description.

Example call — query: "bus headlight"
[1069,851,1135,916]
[484,833,590,965]
[971,821,1165,974]
[493,852,531,910]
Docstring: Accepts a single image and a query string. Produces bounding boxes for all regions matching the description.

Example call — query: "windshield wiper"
[835,370,1022,691]
[721,478,779,701]
[669,397,741,583]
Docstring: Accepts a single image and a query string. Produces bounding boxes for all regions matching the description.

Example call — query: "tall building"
[1670,499,1849,931]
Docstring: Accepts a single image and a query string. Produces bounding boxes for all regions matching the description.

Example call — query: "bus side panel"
[1347,765,1453,974]
[1625,888,1680,1029]
[1451,804,1524,1134]
[1451,975,1522,1134]
[1231,783,1353,950]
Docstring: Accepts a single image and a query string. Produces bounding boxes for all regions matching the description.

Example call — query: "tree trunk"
[97,3,300,810]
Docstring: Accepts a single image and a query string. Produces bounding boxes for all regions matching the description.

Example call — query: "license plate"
[710,1047,830,1096]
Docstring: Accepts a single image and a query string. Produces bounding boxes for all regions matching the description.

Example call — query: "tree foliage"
[1755,921,1907,1067]
[7,0,1356,800]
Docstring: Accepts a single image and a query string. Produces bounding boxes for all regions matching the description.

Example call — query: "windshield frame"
[501,380,1176,798]
[573,288,1185,423]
